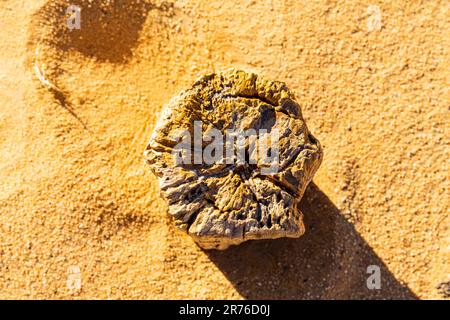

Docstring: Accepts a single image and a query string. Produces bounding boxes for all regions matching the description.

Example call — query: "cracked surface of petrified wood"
[144,69,323,250]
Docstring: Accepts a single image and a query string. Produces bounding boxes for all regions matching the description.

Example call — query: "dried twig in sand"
[33,47,89,130]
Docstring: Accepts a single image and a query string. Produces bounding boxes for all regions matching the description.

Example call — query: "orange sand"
[0,0,448,299]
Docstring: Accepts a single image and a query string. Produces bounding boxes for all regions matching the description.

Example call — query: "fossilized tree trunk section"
[144,69,323,249]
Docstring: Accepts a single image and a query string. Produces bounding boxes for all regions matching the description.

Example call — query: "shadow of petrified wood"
[206,183,418,299]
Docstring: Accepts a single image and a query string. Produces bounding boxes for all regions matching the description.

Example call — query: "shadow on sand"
[38,0,173,63]
[206,183,417,299]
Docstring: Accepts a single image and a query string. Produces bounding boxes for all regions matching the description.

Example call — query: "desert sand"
[0,0,448,299]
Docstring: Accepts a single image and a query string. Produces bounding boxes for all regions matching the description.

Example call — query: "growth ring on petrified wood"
[144,69,323,250]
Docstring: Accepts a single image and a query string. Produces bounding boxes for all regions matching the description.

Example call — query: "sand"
[0,0,448,299]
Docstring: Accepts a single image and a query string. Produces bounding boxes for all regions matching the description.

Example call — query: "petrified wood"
[145,69,323,249]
